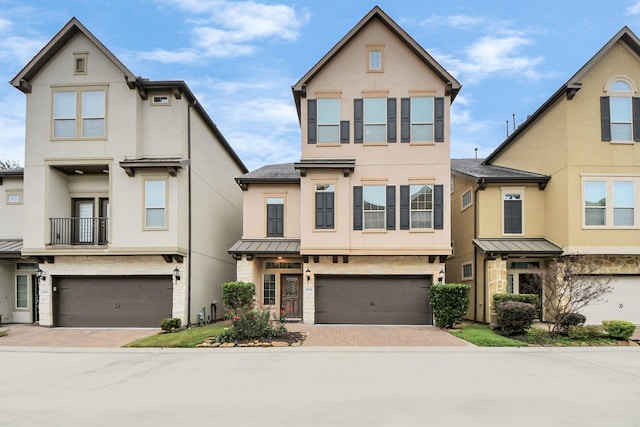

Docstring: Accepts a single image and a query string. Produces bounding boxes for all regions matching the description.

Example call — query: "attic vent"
[73,52,88,75]
[151,95,171,105]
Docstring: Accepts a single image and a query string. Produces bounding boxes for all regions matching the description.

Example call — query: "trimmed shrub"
[429,283,470,328]
[602,320,636,340]
[493,293,540,316]
[160,317,181,332]
[557,313,586,335]
[567,325,604,340]
[222,281,255,314]
[496,301,536,336]
[217,308,286,343]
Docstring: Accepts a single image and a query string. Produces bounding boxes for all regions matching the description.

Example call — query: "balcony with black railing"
[49,217,109,245]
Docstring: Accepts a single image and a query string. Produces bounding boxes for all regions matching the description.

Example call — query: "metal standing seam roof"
[473,238,563,255]
[0,239,23,255]
[228,239,301,255]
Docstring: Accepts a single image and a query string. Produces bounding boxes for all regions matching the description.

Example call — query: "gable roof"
[484,26,640,165]
[452,158,550,188]
[291,6,461,119]
[10,17,137,93]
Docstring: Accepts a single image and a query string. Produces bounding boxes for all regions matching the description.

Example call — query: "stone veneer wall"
[38,255,186,326]
[590,255,640,274]
[486,258,507,323]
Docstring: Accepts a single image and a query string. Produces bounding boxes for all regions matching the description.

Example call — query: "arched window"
[602,77,637,142]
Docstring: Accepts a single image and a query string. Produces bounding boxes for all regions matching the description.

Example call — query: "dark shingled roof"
[236,163,300,187]
[452,159,550,184]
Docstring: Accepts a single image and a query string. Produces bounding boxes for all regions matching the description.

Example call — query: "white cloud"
[626,1,640,15]
[0,18,46,65]
[142,0,308,62]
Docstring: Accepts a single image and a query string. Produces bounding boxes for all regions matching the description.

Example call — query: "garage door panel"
[55,276,173,327]
[315,275,432,325]
[580,276,640,325]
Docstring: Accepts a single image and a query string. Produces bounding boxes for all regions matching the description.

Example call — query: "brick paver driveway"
[0,324,159,347]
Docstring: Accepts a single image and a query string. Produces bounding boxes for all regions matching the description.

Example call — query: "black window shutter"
[633,97,640,142]
[601,96,611,142]
[340,120,350,144]
[401,98,410,143]
[315,193,325,229]
[308,99,317,144]
[386,185,396,230]
[354,99,363,144]
[400,185,410,230]
[326,192,335,229]
[504,199,522,234]
[267,204,284,237]
[434,184,444,230]
[434,97,444,142]
[353,186,363,230]
[387,98,397,143]
[315,192,335,229]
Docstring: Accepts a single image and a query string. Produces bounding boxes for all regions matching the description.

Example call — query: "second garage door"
[55,276,173,327]
[315,275,432,325]
[579,276,640,325]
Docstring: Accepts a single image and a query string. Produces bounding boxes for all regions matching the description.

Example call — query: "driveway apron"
[0,324,159,347]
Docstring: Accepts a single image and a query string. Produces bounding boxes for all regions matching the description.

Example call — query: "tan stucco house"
[7,18,247,327]
[448,27,640,325]
[229,7,460,324]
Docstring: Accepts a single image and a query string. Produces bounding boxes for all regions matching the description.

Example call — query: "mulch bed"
[197,331,307,348]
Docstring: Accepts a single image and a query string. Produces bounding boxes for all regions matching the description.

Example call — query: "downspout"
[187,101,194,327]
[473,180,483,323]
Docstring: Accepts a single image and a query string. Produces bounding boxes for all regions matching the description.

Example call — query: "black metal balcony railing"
[49,217,108,245]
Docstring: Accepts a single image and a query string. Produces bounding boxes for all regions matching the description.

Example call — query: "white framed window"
[411,97,434,142]
[53,87,106,139]
[317,99,340,143]
[15,275,28,309]
[607,79,634,141]
[364,98,386,142]
[410,184,433,229]
[144,179,166,229]
[583,177,638,228]
[462,262,473,280]
[503,189,524,235]
[363,185,386,229]
[367,45,384,72]
[151,95,171,106]
[461,189,473,210]
[263,274,276,305]
[6,191,22,205]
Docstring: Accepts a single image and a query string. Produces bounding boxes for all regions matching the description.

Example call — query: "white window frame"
[502,188,525,236]
[144,178,167,230]
[461,262,473,280]
[363,185,386,230]
[363,98,386,143]
[317,99,340,143]
[6,191,22,205]
[606,77,635,143]
[367,44,384,72]
[151,94,171,106]
[461,189,473,211]
[410,184,433,229]
[263,274,276,306]
[73,52,88,75]
[410,97,434,142]
[52,86,107,140]
[582,176,639,229]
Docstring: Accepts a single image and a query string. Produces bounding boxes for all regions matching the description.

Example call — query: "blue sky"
[2,0,640,171]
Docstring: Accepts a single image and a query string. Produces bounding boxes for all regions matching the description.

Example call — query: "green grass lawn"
[449,323,527,347]
[124,324,228,348]
[450,323,622,347]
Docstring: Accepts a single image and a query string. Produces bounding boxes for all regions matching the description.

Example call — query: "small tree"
[0,160,20,170]
[543,255,612,335]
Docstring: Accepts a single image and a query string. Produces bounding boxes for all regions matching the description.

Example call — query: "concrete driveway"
[0,324,159,347]
[0,322,470,347]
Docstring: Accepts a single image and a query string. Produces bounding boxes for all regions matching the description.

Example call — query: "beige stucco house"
[229,7,460,324]
[8,18,246,327]
[448,27,640,325]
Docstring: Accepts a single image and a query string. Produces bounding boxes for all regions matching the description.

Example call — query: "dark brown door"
[54,276,173,327]
[315,275,432,325]
[281,275,302,318]
[98,198,109,244]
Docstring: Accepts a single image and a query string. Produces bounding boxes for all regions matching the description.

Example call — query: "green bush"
[493,293,540,316]
[496,301,536,336]
[558,313,586,335]
[222,281,255,314]
[160,317,182,332]
[602,320,636,340]
[567,325,604,340]
[429,283,470,328]
[217,308,286,343]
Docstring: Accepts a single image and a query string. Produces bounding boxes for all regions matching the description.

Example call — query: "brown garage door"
[54,276,173,327]
[315,275,432,325]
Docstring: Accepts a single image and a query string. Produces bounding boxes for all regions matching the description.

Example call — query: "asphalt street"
[1,346,639,427]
